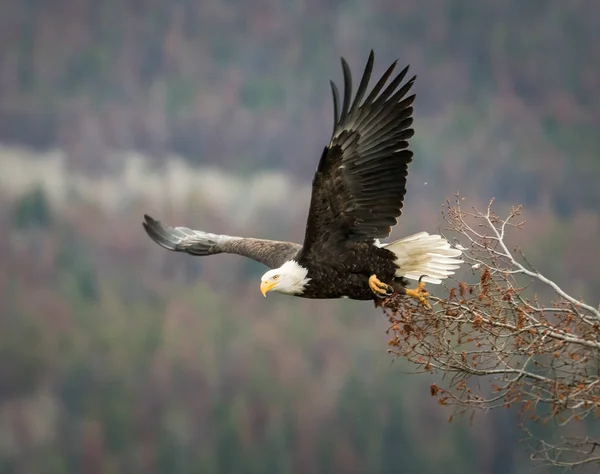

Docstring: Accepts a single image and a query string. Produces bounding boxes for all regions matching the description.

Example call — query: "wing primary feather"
[330,80,340,132]
[349,50,374,116]
[388,76,417,105]
[374,65,409,105]
[354,72,413,134]
[143,215,179,250]
[360,109,413,146]
[396,93,416,110]
[356,76,415,136]
[339,58,353,123]
[362,60,398,106]
[360,106,413,145]
[359,141,411,164]
[364,71,410,128]
[365,128,414,151]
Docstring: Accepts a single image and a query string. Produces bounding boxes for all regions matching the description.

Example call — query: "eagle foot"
[405,281,431,309]
[369,274,393,298]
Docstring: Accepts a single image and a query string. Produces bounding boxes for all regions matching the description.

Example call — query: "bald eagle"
[143,51,462,307]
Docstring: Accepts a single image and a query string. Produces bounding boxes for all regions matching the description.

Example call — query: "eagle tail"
[379,232,463,284]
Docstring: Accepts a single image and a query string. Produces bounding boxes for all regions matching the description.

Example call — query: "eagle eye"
[273,275,279,280]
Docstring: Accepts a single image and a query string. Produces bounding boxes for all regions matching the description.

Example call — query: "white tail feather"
[378,232,463,284]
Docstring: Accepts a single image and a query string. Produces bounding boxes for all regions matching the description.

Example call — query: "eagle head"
[260,260,310,297]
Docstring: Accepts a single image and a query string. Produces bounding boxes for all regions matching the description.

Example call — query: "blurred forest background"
[1,0,599,473]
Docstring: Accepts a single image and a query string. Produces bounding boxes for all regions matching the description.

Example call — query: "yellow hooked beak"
[260,280,277,297]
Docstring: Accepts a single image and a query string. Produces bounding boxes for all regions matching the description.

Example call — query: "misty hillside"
[1,0,599,215]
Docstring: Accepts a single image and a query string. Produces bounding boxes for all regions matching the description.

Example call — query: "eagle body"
[143,51,463,304]
[297,244,402,300]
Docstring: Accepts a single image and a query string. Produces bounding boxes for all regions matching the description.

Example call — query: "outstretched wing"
[143,214,301,269]
[299,51,416,261]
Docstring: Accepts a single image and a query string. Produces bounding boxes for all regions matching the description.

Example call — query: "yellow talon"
[405,281,431,309]
[369,274,393,297]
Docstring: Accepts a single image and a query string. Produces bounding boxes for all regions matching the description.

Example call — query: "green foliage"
[211,37,237,66]
[56,236,99,302]
[10,187,52,230]
[0,311,51,401]
[165,76,197,117]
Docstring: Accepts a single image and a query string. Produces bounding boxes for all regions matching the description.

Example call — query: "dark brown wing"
[298,50,416,261]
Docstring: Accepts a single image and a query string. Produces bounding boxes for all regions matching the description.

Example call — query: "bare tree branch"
[383,197,600,470]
